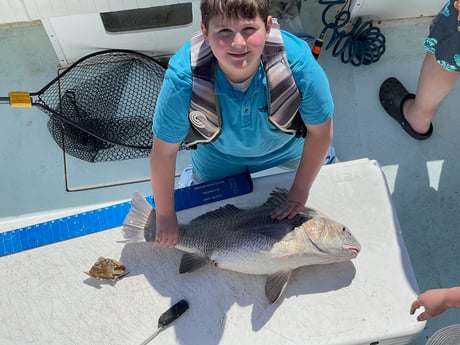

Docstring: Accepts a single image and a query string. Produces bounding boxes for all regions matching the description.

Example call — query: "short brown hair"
[200,0,270,29]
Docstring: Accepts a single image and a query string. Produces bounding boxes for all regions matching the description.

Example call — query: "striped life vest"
[184,20,305,149]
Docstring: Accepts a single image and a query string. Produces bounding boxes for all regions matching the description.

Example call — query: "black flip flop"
[379,77,433,140]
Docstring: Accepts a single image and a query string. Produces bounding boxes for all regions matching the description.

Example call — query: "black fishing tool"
[0,49,166,163]
[139,299,190,345]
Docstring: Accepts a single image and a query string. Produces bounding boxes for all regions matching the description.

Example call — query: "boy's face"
[201,15,272,83]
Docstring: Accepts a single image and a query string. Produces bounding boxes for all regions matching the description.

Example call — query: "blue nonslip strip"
[0,170,253,257]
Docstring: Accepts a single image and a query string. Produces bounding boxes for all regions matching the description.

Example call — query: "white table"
[0,159,425,345]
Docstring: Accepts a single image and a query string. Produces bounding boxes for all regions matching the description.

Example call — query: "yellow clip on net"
[9,91,32,107]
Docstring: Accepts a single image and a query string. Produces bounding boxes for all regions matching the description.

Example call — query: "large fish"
[122,188,360,303]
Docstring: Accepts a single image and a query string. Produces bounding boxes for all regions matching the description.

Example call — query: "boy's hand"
[154,215,179,248]
[410,289,449,321]
[270,199,304,220]
[271,188,308,220]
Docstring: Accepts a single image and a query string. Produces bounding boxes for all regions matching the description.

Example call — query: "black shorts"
[424,0,460,71]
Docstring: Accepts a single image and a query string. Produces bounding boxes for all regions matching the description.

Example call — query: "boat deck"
[1,15,459,344]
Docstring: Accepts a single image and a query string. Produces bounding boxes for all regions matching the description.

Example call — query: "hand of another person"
[154,215,179,248]
[410,289,449,321]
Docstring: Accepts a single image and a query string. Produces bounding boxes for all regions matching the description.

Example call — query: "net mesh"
[34,49,166,162]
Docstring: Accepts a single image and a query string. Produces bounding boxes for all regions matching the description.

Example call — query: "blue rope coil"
[317,0,386,66]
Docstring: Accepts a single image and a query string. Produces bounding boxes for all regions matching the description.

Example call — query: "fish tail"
[122,192,156,242]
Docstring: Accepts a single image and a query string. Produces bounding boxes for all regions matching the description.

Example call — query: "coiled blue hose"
[315,0,386,66]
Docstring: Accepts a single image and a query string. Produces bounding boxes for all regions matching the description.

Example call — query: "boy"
[151,0,334,247]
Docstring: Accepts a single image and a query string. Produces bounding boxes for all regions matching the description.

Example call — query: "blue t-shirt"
[153,30,334,180]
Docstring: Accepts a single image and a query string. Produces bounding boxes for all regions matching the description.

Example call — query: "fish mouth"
[343,244,361,258]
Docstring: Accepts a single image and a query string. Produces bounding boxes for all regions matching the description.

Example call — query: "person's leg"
[403,52,459,134]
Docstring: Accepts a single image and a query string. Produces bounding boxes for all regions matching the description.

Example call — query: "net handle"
[1,92,33,107]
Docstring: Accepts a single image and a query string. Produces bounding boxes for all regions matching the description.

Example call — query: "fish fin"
[265,270,292,304]
[189,204,244,223]
[263,188,320,218]
[122,192,156,242]
[298,207,320,218]
[260,248,294,259]
[179,253,210,273]
[262,188,289,207]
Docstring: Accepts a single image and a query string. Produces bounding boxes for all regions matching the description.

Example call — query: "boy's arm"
[271,118,333,220]
[150,137,181,247]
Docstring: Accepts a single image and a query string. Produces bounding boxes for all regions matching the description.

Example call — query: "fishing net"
[33,49,166,162]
